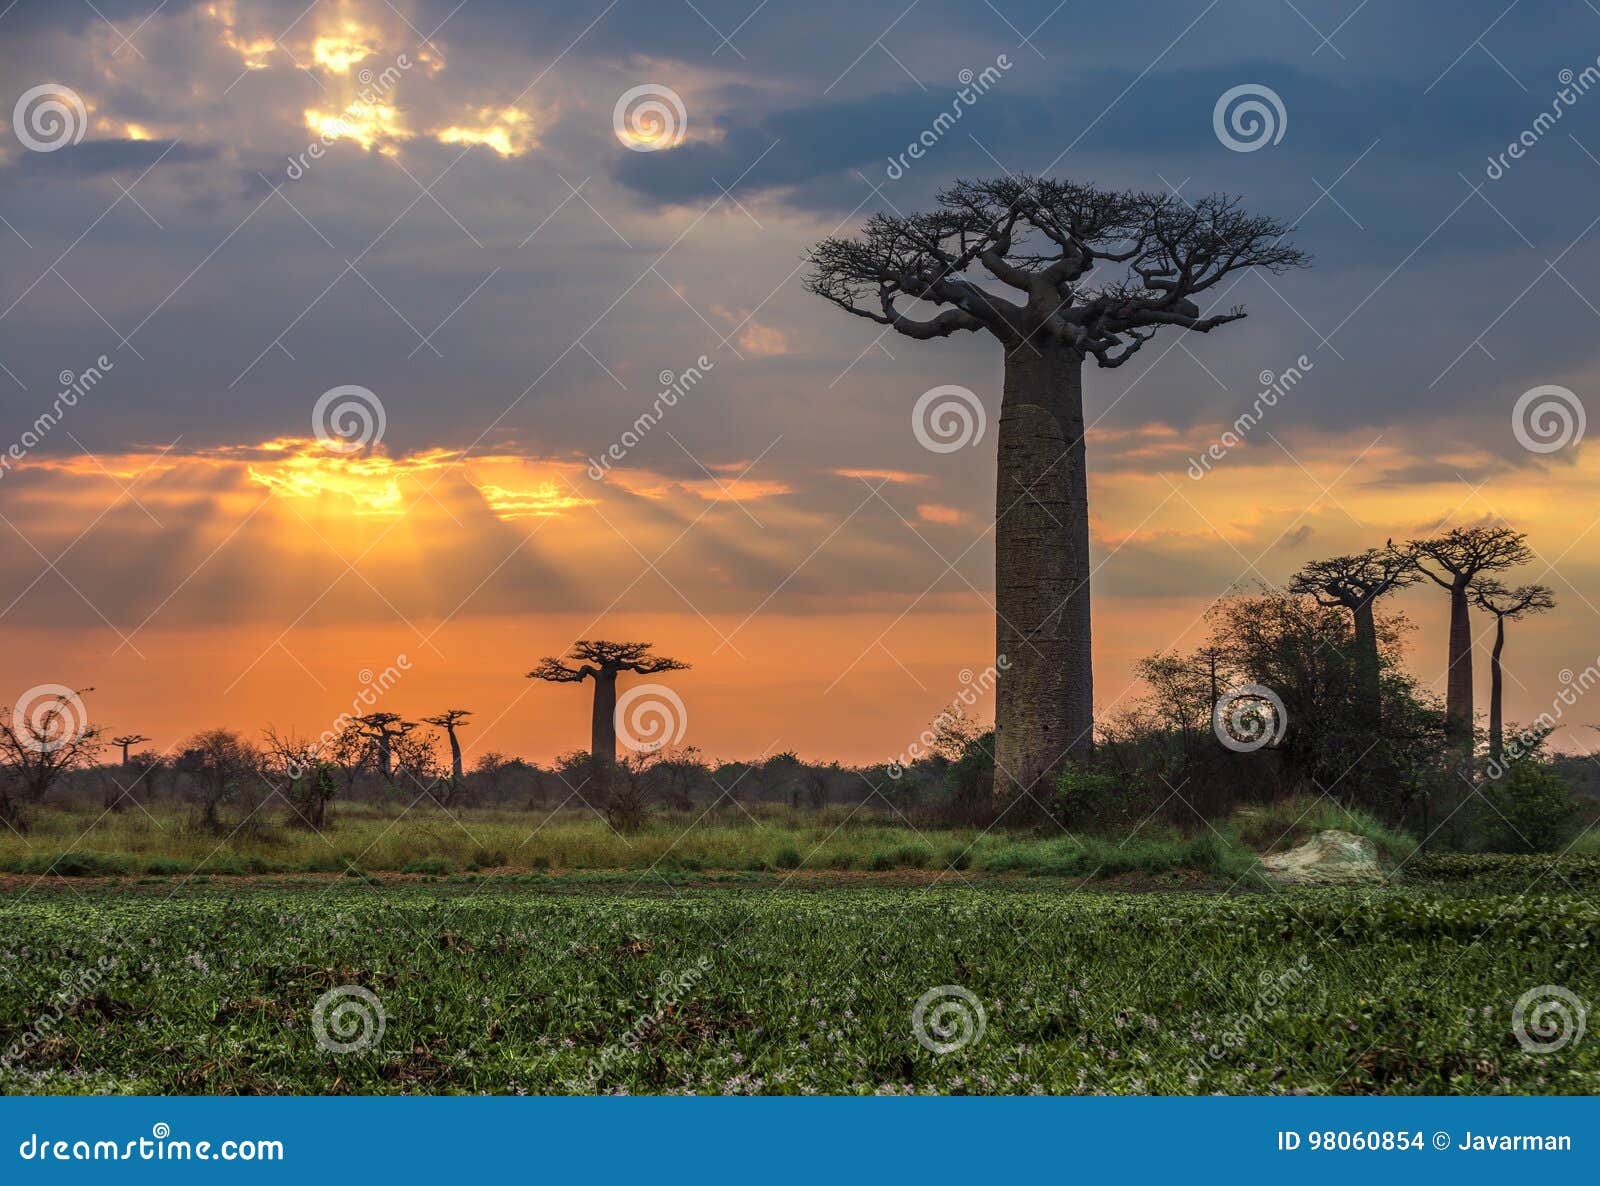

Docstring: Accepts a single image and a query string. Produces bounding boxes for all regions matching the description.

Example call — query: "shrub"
[1472,762,1583,853]
[894,845,930,868]
[867,851,894,871]
[1050,763,1134,833]
[402,857,453,876]
[774,846,802,870]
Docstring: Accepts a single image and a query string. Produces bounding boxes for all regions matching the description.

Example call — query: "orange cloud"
[916,503,968,525]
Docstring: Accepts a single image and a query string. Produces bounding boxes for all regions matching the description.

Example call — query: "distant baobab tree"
[355,711,415,782]
[1289,544,1418,720]
[1471,579,1556,763]
[423,709,472,782]
[1410,527,1533,750]
[807,177,1308,798]
[112,733,151,766]
[527,640,689,777]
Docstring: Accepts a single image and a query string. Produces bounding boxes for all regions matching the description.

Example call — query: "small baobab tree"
[527,640,689,777]
[422,709,472,783]
[1410,527,1533,750]
[1471,579,1556,763]
[1288,544,1418,721]
[355,711,415,782]
[807,177,1307,799]
[111,733,151,766]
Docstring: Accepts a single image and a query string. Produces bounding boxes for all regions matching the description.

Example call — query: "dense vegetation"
[3,885,1594,1095]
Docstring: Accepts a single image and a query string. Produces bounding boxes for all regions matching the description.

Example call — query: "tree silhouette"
[354,712,415,782]
[111,733,151,766]
[1471,579,1556,762]
[1410,527,1533,750]
[422,709,472,782]
[807,177,1307,798]
[1289,544,1418,721]
[0,687,102,828]
[527,640,689,776]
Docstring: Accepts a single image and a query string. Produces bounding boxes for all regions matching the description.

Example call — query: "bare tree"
[260,725,335,828]
[422,709,472,784]
[527,640,689,776]
[1471,579,1556,762]
[1289,544,1418,720]
[0,687,102,828]
[178,728,258,830]
[1410,527,1533,749]
[111,733,151,766]
[807,177,1307,798]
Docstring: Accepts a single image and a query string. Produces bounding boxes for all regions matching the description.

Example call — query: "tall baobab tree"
[1471,579,1556,763]
[355,711,415,782]
[111,733,151,766]
[807,177,1307,798]
[1409,526,1533,750]
[1288,544,1418,720]
[527,641,689,776]
[422,709,472,783]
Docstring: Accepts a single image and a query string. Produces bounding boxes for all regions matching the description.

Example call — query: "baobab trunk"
[1488,615,1506,762]
[446,729,463,782]
[590,669,619,776]
[993,342,1093,799]
[1445,581,1474,750]
[1352,600,1382,722]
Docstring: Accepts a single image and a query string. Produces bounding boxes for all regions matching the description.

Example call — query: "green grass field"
[2,883,1595,1095]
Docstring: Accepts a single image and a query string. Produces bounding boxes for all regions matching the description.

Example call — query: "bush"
[1471,762,1583,853]
[1050,763,1135,833]
[774,846,802,870]
[402,857,453,876]
[867,851,894,871]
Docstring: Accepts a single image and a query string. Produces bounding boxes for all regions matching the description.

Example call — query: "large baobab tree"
[111,733,150,766]
[423,709,472,782]
[1471,579,1556,763]
[807,177,1307,798]
[527,641,689,776]
[1409,526,1533,750]
[1288,544,1418,720]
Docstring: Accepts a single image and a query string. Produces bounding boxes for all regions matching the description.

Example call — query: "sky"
[2,0,1599,769]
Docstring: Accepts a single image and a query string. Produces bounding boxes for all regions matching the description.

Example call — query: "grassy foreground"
[2,885,1595,1095]
[0,797,1447,882]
